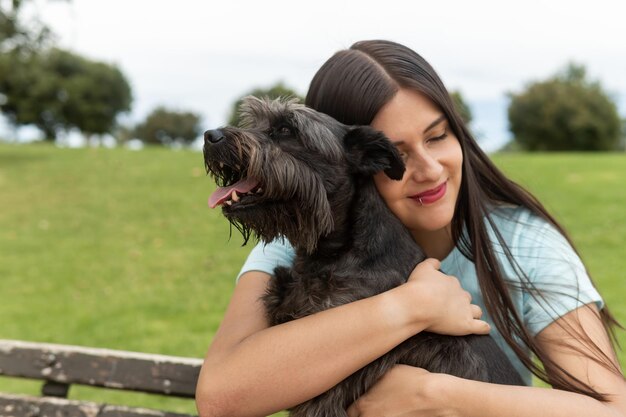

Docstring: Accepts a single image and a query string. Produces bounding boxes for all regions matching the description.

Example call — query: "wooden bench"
[0,339,203,417]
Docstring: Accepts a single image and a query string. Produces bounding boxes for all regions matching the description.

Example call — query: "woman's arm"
[347,304,626,417]
[445,303,625,417]
[195,259,489,417]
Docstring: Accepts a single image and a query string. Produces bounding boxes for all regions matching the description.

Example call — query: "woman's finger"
[471,304,483,319]
[472,319,491,335]
[421,257,441,270]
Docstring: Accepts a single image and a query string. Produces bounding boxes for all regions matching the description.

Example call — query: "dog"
[203,96,523,416]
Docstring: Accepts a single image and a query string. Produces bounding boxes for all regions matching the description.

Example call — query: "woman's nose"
[406,151,443,183]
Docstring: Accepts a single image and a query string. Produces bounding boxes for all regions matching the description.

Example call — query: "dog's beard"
[204,149,252,190]
[223,197,330,253]
[211,156,337,253]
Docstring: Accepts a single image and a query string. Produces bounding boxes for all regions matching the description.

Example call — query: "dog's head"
[203,96,404,253]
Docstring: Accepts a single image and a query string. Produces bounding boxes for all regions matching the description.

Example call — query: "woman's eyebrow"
[423,114,446,134]
[390,114,447,145]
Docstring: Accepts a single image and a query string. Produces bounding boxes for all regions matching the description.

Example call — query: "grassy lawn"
[492,152,626,322]
[0,143,624,414]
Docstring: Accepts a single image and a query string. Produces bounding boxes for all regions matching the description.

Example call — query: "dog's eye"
[277,125,292,137]
[268,124,294,141]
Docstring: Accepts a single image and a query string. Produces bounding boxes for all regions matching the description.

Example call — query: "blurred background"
[1,0,625,415]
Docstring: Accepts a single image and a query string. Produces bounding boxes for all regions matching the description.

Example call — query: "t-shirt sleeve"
[236,238,295,283]
[520,220,604,336]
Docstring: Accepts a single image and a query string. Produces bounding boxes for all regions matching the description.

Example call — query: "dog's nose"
[204,129,225,144]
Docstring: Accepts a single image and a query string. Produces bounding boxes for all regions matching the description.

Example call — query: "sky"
[9,0,626,151]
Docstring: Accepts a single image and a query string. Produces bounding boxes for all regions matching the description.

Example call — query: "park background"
[1,0,625,415]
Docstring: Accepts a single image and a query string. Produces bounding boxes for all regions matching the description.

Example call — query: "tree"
[1,0,53,54]
[450,90,472,125]
[0,49,63,139]
[60,51,132,137]
[227,82,304,126]
[0,47,132,140]
[508,63,621,151]
[133,106,202,146]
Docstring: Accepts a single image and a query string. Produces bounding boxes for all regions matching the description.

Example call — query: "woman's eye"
[428,130,448,143]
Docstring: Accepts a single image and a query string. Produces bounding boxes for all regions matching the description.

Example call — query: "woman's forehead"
[371,89,445,139]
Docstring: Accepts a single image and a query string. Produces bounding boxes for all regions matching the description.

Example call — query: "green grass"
[0,143,252,413]
[492,153,626,321]
[0,143,625,413]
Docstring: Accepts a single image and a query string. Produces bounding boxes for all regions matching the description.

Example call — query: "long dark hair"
[305,39,622,399]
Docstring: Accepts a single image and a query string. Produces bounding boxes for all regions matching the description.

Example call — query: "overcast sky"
[17,0,626,150]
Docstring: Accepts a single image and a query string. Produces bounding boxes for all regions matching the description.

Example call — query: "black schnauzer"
[203,96,523,417]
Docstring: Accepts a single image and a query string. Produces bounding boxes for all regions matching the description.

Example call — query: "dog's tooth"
[231,190,240,202]
[256,187,262,194]
[224,200,232,206]
[219,162,224,168]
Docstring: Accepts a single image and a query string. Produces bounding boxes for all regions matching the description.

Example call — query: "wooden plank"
[0,393,196,417]
[0,340,203,398]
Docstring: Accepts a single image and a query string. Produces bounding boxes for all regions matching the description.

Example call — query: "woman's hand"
[346,365,457,417]
[399,258,490,336]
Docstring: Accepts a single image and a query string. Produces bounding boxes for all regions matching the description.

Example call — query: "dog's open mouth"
[208,175,262,208]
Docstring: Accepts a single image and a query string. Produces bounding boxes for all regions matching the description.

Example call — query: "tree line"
[0,0,201,146]
[1,1,624,150]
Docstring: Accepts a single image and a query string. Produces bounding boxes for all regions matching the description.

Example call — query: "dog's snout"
[204,129,225,144]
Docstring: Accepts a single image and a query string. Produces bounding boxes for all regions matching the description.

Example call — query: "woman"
[195,40,625,417]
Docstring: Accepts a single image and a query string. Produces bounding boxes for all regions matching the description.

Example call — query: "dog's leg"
[262,266,298,326]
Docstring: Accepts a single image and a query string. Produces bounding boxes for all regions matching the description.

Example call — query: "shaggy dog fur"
[204,97,523,417]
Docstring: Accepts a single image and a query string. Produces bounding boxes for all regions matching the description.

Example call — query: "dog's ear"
[343,126,405,180]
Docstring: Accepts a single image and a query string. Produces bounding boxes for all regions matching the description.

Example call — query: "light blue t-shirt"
[236,206,603,385]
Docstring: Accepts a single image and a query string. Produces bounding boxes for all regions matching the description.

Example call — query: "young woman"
[195,40,625,417]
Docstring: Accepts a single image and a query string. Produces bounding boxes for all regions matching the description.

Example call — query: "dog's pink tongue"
[208,177,259,208]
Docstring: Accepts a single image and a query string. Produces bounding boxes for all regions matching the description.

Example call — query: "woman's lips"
[410,181,447,205]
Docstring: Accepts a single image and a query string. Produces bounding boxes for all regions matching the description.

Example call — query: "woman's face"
[371,88,463,250]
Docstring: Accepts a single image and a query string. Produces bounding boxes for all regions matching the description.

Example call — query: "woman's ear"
[343,126,405,180]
